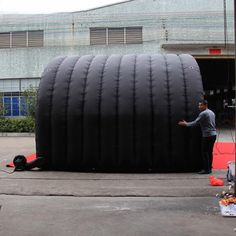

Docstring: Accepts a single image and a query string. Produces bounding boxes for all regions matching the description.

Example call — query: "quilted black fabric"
[36,54,204,172]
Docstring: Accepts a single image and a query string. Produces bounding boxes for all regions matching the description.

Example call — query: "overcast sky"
[0,0,124,14]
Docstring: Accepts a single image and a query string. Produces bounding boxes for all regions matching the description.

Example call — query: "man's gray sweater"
[186,108,216,137]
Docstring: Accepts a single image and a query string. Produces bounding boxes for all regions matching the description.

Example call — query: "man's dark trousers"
[201,135,216,172]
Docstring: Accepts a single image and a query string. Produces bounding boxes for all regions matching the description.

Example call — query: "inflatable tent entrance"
[36,54,203,172]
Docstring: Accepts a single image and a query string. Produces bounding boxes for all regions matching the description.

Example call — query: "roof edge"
[72,0,136,13]
[0,0,136,16]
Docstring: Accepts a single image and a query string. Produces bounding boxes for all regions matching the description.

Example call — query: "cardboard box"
[219,202,236,217]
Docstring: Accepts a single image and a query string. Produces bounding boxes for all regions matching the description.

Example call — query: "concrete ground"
[0,128,235,236]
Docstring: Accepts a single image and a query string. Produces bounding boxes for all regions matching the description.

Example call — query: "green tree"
[0,92,5,117]
[21,85,38,119]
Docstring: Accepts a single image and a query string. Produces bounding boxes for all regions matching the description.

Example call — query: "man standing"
[178,100,217,174]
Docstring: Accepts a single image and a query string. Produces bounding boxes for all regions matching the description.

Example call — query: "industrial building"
[0,0,234,123]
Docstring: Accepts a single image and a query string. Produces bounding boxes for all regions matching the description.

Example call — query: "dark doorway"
[196,58,235,126]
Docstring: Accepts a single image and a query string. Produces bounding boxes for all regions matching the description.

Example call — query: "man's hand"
[178,120,187,126]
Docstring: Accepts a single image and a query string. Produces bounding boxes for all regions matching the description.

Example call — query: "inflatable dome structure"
[36,54,204,172]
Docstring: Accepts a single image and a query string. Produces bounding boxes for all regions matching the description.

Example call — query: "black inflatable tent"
[36,54,204,172]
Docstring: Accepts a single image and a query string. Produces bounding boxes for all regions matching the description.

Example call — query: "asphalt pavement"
[0,129,235,236]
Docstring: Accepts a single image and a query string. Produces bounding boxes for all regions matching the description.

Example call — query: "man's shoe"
[197,170,210,174]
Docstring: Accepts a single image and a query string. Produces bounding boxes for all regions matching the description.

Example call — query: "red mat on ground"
[213,142,235,169]
[6,142,235,169]
[6,153,36,167]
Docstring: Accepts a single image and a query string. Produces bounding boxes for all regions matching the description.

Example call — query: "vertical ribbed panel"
[51,56,79,170]
[83,55,108,170]
[36,54,204,172]
[35,56,66,168]
[100,55,122,170]
[135,55,152,169]
[66,55,94,170]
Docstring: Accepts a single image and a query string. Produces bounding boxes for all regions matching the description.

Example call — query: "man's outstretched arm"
[178,114,202,127]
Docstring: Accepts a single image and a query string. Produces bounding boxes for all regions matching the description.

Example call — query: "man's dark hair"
[199,99,208,105]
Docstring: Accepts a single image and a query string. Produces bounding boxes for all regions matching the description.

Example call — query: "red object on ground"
[213,142,235,169]
[6,142,235,169]
[6,153,36,168]
[209,175,224,186]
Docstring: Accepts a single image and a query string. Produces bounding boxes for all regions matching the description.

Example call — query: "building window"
[3,97,11,116]
[28,30,44,47]
[12,31,27,48]
[90,27,142,45]
[0,32,10,48]
[0,78,40,116]
[90,28,106,45]
[108,28,124,44]
[2,96,27,116]
[126,27,143,44]
[0,30,44,49]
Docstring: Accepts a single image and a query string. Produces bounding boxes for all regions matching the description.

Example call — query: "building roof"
[73,0,135,13]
